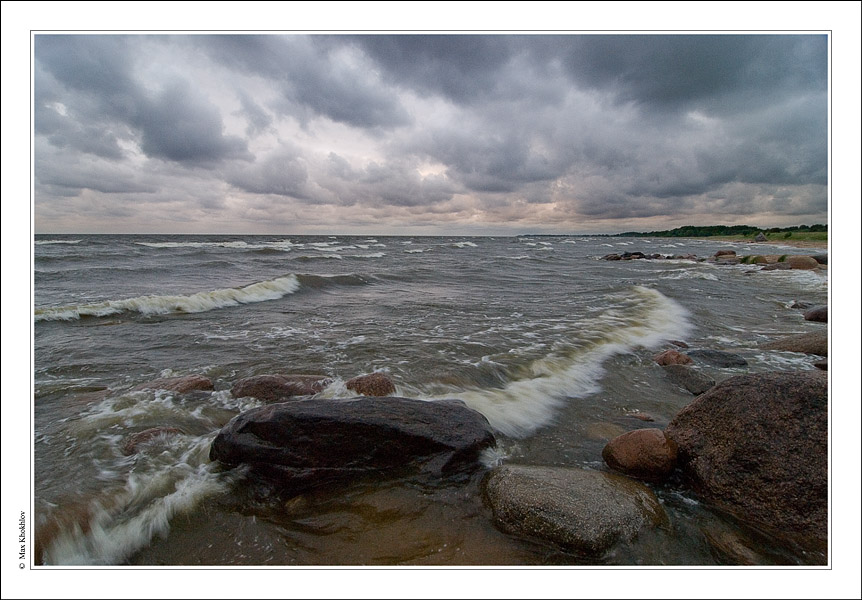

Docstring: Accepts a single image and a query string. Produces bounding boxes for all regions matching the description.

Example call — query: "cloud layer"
[34,34,828,234]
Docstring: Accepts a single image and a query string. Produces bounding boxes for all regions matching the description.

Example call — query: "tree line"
[617,224,827,238]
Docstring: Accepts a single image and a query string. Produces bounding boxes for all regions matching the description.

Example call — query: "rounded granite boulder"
[483,465,668,557]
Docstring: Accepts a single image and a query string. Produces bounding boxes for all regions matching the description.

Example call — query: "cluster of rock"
[119,311,828,563]
[601,249,828,272]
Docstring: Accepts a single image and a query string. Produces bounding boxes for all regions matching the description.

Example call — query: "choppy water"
[33,234,828,566]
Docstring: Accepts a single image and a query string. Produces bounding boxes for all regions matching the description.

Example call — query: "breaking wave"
[34,275,300,322]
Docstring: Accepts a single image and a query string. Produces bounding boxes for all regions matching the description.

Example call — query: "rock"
[132,375,213,394]
[602,253,622,261]
[810,254,827,265]
[584,422,627,441]
[803,306,827,323]
[665,371,827,551]
[761,331,827,356]
[231,374,331,402]
[814,359,827,371]
[685,349,748,367]
[748,255,768,264]
[673,254,698,260]
[785,255,820,270]
[754,232,768,242]
[626,412,655,422]
[662,364,716,395]
[621,251,646,260]
[122,427,183,455]
[345,373,396,396]
[210,397,496,489]
[714,250,736,257]
[483,465,668,557]
[653,349,693,366]
[789,300,813,310]
[760,262,791,271]
[668,340,690,349]
[601,428,678,481]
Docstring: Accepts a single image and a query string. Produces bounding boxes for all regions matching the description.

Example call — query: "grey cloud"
[134,79,251,164]
[227,146,310,199]
[35,35,251,166]
[236,92,273,137]
[553,35,827,113]
[198,35,412,130]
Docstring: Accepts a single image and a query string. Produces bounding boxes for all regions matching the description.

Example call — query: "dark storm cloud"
[35,35,251,166]
[197,35,412,129]
[227,145,310,199]
[553,35,827,112]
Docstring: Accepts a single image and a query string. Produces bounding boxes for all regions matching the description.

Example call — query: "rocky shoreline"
[54,251,828,566]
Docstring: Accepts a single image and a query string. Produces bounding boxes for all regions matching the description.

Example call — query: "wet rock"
[584,422,627,441]
[653,349,693,366]
[810,254,827,265]
[789,300,813,310]
[621,251,646,260]
[662,364,715,395]
[754,232,768,242]
[748,255,768,264]
[231,374,332,402]
[345,373,396,397]
[601,428,678,481]
[483,465,668,557]
[786,255,820,270]
[668,340,690,349]
[760,262,791,271]
[665,371,827,551]
[210,397,496,489]
[803,306,827,323]
[761,331,827,356]
[122,427,183,455]
[133,375,213,394]
[814,359,827,371]
[714,250,736,257]
[602,253,622,261]
[626,411,655,422]
[685,349,748,367]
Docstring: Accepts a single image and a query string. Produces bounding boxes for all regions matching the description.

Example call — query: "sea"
[31,234,829,566]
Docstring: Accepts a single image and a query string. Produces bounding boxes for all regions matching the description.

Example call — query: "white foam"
[660,269,719,281]
[452,241,478,248]
[35,239,82,245]
[41,447,235,565]
[34,275,300,321]
[423,286,692,438]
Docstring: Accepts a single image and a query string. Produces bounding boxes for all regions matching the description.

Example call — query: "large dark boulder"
[761,331,828,356]
[664,371,827,551]
[685,349,748,367]
[231,374,331,402]
[483,465,668,557]
[210,397,496,489]
[662,364,715,395]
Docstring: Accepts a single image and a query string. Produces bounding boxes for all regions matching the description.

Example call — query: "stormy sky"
[33,33,829,234]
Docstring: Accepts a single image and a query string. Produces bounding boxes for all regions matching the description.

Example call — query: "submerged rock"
[665,371,827,552]
[761,331,827,356]
[210,397,495,490]
[231,374,331,402]
[122,426,183,455]
[483,465,668,557]
[345,373,396,396]
[601,428,678,482]
[133,375,213,394]
[653,349,692,366]
[662,364,715,395]
[685,349,748,367]
[785,255,820,270]
[803,305,828,323]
